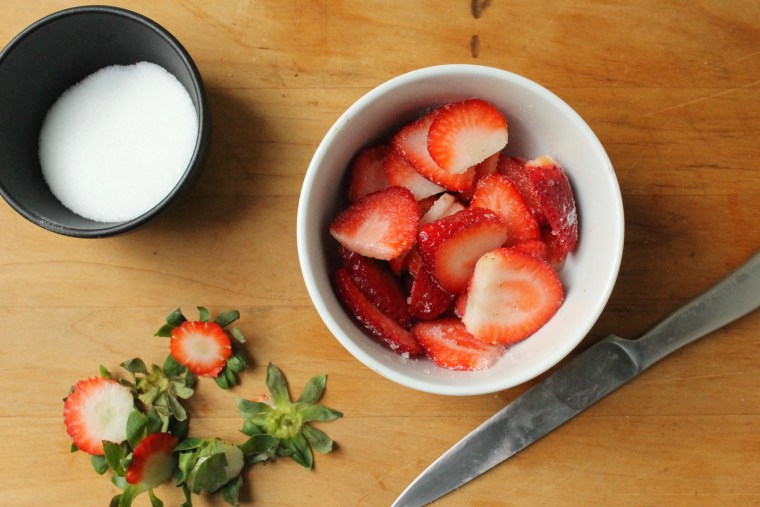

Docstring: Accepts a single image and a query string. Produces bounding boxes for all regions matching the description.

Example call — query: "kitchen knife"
[393,251,760,507]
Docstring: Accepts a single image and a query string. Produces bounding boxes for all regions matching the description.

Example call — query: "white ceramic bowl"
[297,64,624,396]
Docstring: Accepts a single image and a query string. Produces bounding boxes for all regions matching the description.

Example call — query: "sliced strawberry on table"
[333,267,423,356]
[497,155,544,223]
[409,265,455,321]
[170,320,232,377]
[417,207,509,294]
[470,173,540,246]
[392,111,476,193]
[427,99,509,175]
[339,247,412,328]
[384,147,445,200]
[63,376,134,455]
[125,432,179,489]
[462,248,564,345]
[347,144,389,203]
[525,156,579,266]
[412,318,505,371]
[330,186,419,261]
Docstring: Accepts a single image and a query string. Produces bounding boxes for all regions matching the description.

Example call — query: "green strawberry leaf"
[147,489,164,507]
[265,363,290,406]
[91,454,109,475]
[121,358,148,376]
[126,410,149,449]
[103,441,126,476]
[197,306,211,323]
[214,310,240,328]
[165,308,187,327]
[298,403,343,422]
[296,374,326,404]
[221,475,243,506]
[302,425,334,454]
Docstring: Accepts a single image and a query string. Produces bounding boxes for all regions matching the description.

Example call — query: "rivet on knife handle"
[393,251,760,507]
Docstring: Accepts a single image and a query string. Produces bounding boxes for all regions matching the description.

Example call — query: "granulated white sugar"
[39,61,198,222]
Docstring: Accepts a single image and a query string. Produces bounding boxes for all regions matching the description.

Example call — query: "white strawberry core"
[184,332,225,362]
[462,251,557,342]
[82,382,133,444]
[448,128,508,174]
[352,214,395,258]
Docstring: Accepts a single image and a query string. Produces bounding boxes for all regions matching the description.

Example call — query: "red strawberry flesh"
[427,99,508,175]
[384,147,445,200]
[417,207,509,294]
[333,267,422,357]
[347,144,389,203]
[462,248,564,345]
[413,318,505,371]
[330,186,419,260]
[339,247,413,328]
[525,156,579,266]
[409,265,455,321]
[470,173,540,246]
[392,112,476,193]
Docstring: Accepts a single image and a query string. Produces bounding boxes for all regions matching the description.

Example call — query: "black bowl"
[0,6,209,237]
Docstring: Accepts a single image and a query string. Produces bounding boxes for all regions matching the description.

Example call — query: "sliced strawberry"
[525,156,579,266]
[392,112,476,193]
[409,265,455,321]
[459,152,502,201]
[417,207,509,294]
[470,173,540,246]
[125,432,179,489]
[384,147,445,200]
[453,286,468,319]
[412,318,505,371]
[63,376,134,455]
[170,320,232,377]
[512,238,548,261]
[333,268,423,356]
[330,186,419,260]
[462,248,564,345]
[347,144,389,203]
[339,247,412,328]
[417,195,438,216]
[427,99,508,175]
[497,156,544,223]
[419,193,461,227]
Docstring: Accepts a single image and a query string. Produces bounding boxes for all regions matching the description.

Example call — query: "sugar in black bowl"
[0,6,210,237]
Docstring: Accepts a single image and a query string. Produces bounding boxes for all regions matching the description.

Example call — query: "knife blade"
[393,251,760,507]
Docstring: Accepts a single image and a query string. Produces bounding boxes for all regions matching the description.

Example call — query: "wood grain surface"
[1,1,759,505]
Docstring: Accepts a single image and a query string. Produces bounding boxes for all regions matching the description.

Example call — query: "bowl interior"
[298,65,624,395]
[0,7,207,237]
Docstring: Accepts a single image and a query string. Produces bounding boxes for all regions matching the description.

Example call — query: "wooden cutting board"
[1,1,758,505]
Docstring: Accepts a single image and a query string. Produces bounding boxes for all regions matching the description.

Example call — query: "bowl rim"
[299,64,624,395]
[0,5,209,238]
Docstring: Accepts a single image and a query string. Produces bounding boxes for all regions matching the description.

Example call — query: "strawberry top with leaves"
[63,376,134,455]
[157,307,249,389]
[237,363,343,470]
[170,320,232,377]
[125,432,179,489]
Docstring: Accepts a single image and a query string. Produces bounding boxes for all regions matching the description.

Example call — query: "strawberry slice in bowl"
[330,186,419,261]
[462,248,564,345]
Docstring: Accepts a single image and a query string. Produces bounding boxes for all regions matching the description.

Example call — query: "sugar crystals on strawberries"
[329,98,579,371]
